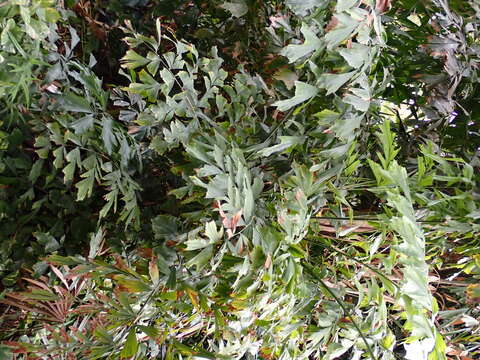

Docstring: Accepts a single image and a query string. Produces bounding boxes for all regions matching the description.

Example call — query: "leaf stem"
[301,260,379,360]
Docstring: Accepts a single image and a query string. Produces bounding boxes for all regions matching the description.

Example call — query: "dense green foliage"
[0,0,479,359]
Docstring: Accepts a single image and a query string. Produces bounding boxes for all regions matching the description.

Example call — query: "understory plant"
[0,0,479,359]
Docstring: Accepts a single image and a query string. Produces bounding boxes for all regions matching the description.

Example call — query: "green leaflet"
[120,328,138,358]
[286,0,327,16]
[324,13,361,49]
[273,81,319,111]
[281,24,323,63]
[221,1,248,17]
[318,71,356,95]
[258,136,306,157]
[339,43,371,69]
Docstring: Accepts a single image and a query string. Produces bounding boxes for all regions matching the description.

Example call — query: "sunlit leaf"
[273,81,318,111]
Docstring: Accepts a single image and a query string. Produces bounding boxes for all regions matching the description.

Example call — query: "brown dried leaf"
[325,16,338,32]
[375,0,391,13]
[264,253,272,269]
